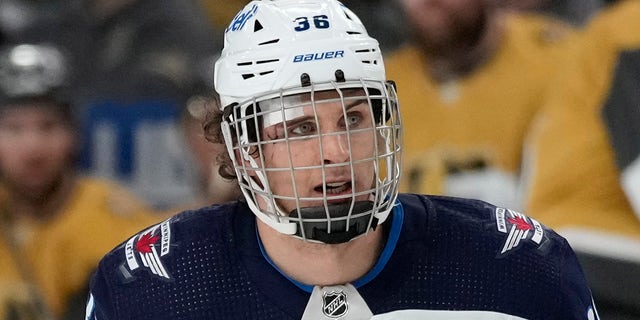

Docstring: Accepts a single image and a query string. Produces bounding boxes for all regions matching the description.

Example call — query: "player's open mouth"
[315,181,352,195]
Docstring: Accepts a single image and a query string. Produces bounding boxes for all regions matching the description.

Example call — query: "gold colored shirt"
[0,177,163,318]
[385,12,576,208]
[523,0,640,238]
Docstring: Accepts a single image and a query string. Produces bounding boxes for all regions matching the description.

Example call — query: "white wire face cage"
[221,80,402,243]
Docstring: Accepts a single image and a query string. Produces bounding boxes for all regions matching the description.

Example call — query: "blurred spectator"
[137,53,241,217]
[522,0,640,239]
[522,4,640,317]
[0,43,162,319]
[163,94,242,215]
[385,0,577,209]
[25,0,224,209]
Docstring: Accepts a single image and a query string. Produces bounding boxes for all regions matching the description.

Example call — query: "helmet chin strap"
[288,201,378,244]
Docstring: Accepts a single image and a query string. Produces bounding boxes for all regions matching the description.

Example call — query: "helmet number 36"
[294,15,330,31]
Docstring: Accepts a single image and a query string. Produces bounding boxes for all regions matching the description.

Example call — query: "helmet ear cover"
[223,102,262,148]
[368,87,386,125]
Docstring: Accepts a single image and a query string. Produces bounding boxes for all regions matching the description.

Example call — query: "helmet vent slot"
[254,20,264,32]
[344,12,351,20]
[258,39,280,46]
[256,59,279,64]
[346,31,362,35]
[242,74,255,79]
[237,61,253,66]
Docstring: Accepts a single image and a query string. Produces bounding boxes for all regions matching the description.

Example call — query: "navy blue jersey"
[86,194,598,320]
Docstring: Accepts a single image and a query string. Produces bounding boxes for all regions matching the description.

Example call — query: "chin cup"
[288,201,378,244]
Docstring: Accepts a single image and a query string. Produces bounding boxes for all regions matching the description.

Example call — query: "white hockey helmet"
[215,0,402,243]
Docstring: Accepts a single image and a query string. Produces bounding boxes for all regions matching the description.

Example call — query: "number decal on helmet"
[294,15,331,32]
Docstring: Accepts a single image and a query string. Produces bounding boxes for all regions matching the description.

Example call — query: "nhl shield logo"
[322,290,348,318]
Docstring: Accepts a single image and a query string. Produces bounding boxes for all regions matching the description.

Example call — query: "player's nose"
[321,133,350,165]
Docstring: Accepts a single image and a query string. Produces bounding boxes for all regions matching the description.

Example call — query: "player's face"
[400,0,489,54]
[258,89,378,214]
[0,103,75,201]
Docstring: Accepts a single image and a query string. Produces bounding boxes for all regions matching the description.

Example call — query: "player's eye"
[290,121,316,136]
[340,111,363,130]
[346,113,362,128]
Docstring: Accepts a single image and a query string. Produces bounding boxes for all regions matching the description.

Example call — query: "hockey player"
[86,1,599,319]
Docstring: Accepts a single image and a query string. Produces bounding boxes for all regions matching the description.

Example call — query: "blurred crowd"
[0,0,638,319]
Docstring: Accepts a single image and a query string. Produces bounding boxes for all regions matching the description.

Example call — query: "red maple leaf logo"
[135,233,159,253]
[507,216,533,231]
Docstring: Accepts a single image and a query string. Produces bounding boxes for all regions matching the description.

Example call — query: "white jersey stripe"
[372,309,528,319]
[85,293,95,320]
[151,246,170,278]
[501,226,516,253]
